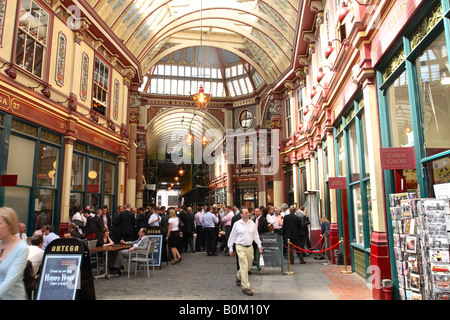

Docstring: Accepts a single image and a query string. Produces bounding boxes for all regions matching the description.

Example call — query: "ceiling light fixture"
[338,1,370,24]
[192,0,211,111]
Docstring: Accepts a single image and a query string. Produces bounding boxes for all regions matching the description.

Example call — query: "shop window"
[15,0,48,78]
[93,57,109,116]
[285,98,292,138]
[415,33,450,158]
[296,86,304,127]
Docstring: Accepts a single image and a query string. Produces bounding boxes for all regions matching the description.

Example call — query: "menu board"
[36,254,82,300]
[147,235,163,267]
[259,232,283,269]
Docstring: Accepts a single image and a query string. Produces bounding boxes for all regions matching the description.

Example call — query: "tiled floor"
[322,266,373,300]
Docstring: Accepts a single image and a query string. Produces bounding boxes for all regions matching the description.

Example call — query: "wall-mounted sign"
[328,177,347,189]
[0,174,18,186]
[380,147,416,170]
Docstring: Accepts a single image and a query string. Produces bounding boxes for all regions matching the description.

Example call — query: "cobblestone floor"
[93,250,372,301]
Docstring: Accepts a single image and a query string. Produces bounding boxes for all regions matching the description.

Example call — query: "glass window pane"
[36,144,58,188]
[87,194,100,212]
[337,134,346,176]
[348,121,360,182]
[415,32,450,157]
[3,187,31,228]
[7,135,35,186]
[87,158,101,193]
[360,112,369,179]
[387,71,413,147]
[34,188,54,229]
[103,163,115,194]
[352,186,364,245]
[72,153,85,191]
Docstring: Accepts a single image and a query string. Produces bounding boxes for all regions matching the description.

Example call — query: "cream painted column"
[273,152,284,208]
[292,161,299,206]
[60,136,76,222]
[136,150,144,208]
[117,156,126,206]
[316,145,325,217]
[326,132,338,224]
[224,109,235,206]
[126,113,138,207]
[363,82,386,233]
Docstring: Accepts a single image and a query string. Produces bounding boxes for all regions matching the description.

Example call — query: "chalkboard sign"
[36,254,81,300]
[148,226,168,265]
[36,238,95,300]
[146,235,163,267]
[257,233,283,274]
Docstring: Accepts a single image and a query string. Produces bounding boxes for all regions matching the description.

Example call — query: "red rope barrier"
[283,240,342,254]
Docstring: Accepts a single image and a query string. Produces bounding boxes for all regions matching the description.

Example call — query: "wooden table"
[89,244,131,280]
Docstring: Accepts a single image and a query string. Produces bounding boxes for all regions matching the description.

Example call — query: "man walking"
[228,208,263,296]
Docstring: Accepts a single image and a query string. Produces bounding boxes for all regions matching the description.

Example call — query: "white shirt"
[16,232,27,242]
[168,217,179,231]
[72,212,86,225]
[28,245,44,275]
[228,219,261,252]
[149,213,160,226]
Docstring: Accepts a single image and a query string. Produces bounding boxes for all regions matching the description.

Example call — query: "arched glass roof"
[139,47,265,97]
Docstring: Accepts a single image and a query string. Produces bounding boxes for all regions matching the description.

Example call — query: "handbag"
[24,260,38,294]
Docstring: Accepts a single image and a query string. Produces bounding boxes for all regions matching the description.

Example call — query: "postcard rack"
[389,193,450,300]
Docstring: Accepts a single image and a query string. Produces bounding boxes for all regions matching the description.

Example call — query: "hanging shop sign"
[328,177,347,189]
[380,147,416,170]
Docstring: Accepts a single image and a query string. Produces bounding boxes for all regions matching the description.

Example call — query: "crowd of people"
[0,202,331,299]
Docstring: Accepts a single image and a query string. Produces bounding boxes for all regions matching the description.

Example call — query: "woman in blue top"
[0,207,29,300]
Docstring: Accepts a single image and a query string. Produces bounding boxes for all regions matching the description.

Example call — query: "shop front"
[374,0,450,299]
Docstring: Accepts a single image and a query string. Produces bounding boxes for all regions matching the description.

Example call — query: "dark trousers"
[289,238,306,263]
[195,226,205,251]
[204,227,217,255]
[183,232,194,252]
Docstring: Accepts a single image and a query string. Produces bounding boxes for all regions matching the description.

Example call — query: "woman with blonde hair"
[0,207,29,299]
[166,208,182,264]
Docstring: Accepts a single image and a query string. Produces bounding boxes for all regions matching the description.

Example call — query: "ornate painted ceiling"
[84,0,300,85]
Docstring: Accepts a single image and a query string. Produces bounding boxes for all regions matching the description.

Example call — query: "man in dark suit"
[92,208,104,239]
[182,206,196,253]
[118,204,136,242]
[282,206,306,264]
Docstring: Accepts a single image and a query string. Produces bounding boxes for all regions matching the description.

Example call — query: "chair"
[128,240,156,279]
[87,239,101,275]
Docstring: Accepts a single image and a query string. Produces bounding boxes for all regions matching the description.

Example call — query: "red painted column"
[329,222,339,264]
[370,231,392,300]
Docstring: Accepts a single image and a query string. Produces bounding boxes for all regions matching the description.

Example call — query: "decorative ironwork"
[382,48,405,82]
[11,120,38,137]
[41,130,61,145]
[410,3,443,51]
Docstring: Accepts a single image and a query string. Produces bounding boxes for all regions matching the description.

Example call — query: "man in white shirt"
[280,203,289,217]
[42,225,60,250]
[28,235,44,275]
[148,208,161,227]
[228,208,263,296]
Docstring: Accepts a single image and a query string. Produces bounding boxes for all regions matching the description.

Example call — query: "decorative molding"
[113,79,119,120]
[80,52,89,101]
[55,31,67,87]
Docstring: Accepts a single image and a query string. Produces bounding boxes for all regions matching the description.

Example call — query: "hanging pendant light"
[192,0,211,111]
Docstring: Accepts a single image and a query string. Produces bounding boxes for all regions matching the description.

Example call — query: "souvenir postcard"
[424,199,446,213]
[401,200,412,217]
[405,235,418,254]
[409,273,421,293]
[432,273,450,292]
[429,235,449,249]
[407,255,419,272]
[431,263,450,275]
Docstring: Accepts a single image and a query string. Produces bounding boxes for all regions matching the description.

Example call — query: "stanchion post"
[340,237,352,274]
[284,239,295,275]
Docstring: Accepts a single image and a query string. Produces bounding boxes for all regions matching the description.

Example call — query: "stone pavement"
[93,249,373,301]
